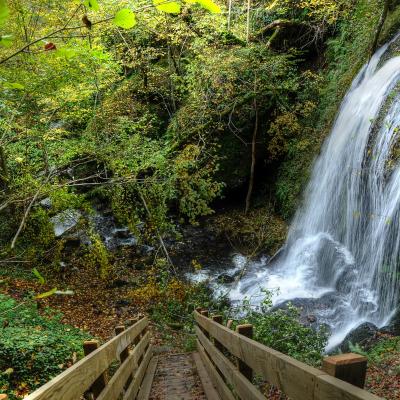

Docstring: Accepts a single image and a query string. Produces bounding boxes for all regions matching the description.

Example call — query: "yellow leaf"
[154,0,181,13]
[36,287,57,299]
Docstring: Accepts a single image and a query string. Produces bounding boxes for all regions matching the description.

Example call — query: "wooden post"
[236,324,253,381]
[200,310,210,339]
[322,353,368,388]
[212,315,224,353]
[226,319,233,330]
[83,340,108,398]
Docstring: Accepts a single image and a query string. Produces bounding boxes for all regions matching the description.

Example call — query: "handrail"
[194,310,383,400]
[25,316,151,400]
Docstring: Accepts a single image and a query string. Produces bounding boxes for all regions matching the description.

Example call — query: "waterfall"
[231,36,400,349]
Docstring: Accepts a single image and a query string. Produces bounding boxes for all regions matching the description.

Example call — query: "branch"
[253,19,309,38]
[0,0,180,65]
[10,175,51,249]
[138,189,177,275]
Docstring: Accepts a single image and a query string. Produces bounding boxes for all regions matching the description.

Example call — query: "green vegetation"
[1,0,400,398]
[0,294,90,399]
[2,0,392,266]
[134,261,326,366]
[233,293,328,367]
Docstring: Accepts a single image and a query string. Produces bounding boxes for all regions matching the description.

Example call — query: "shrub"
[235,292,328,367]
[0,294,91,399]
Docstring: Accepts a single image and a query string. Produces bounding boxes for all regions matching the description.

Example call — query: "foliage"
[267,0,349,24]
[0,0,398,276]
[130,258,224,322]
[84,232,111,279]
[0,294,90,399]
[365,335,400,365]
[235,292,328,366]
[211,205,287,256]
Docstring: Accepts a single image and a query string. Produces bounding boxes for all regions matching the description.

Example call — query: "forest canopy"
[0,0,391,268]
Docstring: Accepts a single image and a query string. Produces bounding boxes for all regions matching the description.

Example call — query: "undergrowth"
[0,294,91,399]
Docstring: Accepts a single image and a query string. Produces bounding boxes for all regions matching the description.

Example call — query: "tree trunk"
[371,0,390,57]
[0,146,9,190]
[246,0,251,42]
[245,98,258,215]
[227,0,232,31]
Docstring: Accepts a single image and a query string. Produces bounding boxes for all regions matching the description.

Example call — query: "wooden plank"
[194,311,382,400]
[196,311,320,400]
[211,315,225,353]
[315,375,382,400]
[192,352,221,400]
[137,356,158,400]
[196,326,265,400]
[123,345,153,400]
[25,317,148,400]
[197,340,235,400]
[97,332,150,400]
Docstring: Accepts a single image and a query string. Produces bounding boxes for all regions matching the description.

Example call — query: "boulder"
[217,273,235,284]
[340,322,379,352]
[380,308,400,335]
[50,210,81,237]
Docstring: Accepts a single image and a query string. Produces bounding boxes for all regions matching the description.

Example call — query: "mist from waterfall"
[231,36,400,349]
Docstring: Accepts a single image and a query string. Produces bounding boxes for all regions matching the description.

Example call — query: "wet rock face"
[339,322,379,352]
[90,213,138,250]
[48,203,154,253]
[217,273,236,284]
[381,307,400,335]
[50,210,82,237]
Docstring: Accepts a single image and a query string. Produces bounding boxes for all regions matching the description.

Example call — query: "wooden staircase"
[18,311,385,400]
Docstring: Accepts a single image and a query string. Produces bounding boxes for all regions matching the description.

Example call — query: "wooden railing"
[25,316,152,400]
[194,309,383,400]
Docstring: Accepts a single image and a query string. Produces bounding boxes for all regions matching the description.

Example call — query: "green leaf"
[36,287,57,299]
[84,0,99,11]
[113,8,136,29]
[153,0,181,14]
[195,0,221,13]
[32,268,45,284]
[0,34,12,47]
[56,47,78,59]
[3,82,24,90]
[0,0,9,26]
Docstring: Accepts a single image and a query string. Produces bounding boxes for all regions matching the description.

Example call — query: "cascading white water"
[231,37,400,349]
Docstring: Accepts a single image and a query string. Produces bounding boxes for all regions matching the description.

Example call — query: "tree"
[371,0,391,56]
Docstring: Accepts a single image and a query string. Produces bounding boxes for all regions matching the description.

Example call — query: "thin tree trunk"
[228,0,232,31]
[245,97,258,215]
[0,146,9,190]
[138,189,176,274]
[246,0,251,42]
[371,0,390,57]
[168,46,177,113]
